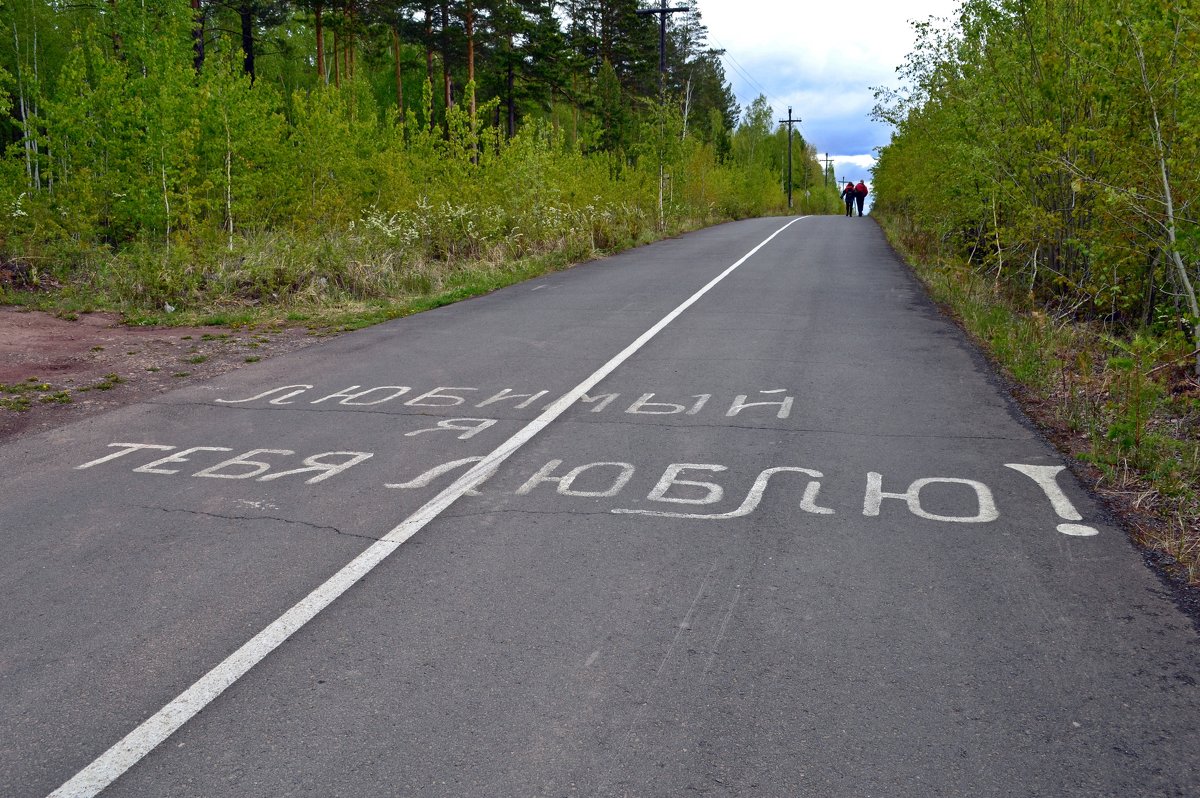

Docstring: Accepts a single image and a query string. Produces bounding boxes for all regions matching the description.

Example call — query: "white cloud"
[701,0,959,77]
[697,0,960,159]
[829,154,878,170]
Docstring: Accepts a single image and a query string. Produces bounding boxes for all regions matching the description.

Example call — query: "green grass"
[78,373,124,392]
[200,312,258,327]
[0,203,717,333]
[1,378,70,411]
[0,395,32,411]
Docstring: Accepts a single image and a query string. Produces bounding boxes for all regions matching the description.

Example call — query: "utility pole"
[821,153,834,187]
[631,1,687,229]
[636,0,689,94]
[778,106,800,210]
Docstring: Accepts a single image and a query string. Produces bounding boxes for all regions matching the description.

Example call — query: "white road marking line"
[47,216,806,798]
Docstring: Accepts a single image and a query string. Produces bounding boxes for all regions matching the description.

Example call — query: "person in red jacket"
[841,181,856,216]
[854,180,869,216]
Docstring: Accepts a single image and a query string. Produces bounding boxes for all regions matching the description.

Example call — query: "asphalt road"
[2,216,1197,798]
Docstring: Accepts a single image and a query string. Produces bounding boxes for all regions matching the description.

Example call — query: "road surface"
[2,216,1197,797]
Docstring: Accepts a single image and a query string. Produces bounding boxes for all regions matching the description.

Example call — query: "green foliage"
[0,0,843,317]
[0,376,70,411]
[873,0,1200,578]
[872,0,1200,374]
[873,0,1200,577]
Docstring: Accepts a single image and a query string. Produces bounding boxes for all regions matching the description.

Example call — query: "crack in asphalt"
[133,504,383,542]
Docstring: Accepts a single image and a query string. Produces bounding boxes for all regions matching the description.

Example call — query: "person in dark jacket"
[841,182,856,216]
[854,180,869,216]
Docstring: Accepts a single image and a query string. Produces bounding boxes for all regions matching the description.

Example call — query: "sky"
[696,0,962,185]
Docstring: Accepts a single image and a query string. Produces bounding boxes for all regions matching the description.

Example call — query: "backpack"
[855,183,869,196]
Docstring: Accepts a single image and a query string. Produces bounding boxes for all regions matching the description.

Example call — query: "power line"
[720,55,776,107]
[707,35,810,141]
[709,37,771,98]
[707,34,783,108]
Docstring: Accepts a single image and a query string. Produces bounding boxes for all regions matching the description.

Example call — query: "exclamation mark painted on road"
[1004,464,1099,536]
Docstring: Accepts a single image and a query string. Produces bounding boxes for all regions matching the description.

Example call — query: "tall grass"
[3,115,791,322]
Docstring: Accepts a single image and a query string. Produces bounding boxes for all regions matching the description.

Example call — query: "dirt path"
[0,307,328,441]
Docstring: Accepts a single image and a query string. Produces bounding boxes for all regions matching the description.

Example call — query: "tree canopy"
[872,0,1200,371]
[0,0,838,312]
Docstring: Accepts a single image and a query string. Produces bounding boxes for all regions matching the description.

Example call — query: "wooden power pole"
[635,0,689,94]
[778,106,800,209]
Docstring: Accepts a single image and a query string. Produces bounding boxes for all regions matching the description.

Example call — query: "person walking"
[854,180,869,216]
[841,181,856,217]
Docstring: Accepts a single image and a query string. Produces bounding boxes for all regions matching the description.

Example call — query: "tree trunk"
[506,34,515,139]
[424,2,434,87]
[239,4,255,82]
[106,0,121,55]
[1141,250,1159,329]
[191,0,204,72]
[440,0,452,110]
[315,3,326,85]
[392,26,404,114]
[223,109,234,252]
[161,147,171,250]
[681,78,692,139]
[332,29,340,87]
[13,27,32,187]
[32,24,39,190]
[464,1,475,118]
[1130,21,1200,376]
[347,1,355,79]
[422,2,435,130]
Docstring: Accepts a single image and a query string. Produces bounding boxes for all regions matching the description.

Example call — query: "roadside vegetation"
[0,371,126,411]
[0,1,842,329]
[872,0,1199,584]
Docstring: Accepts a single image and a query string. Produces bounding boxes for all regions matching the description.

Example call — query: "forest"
[872,0,1199,578]
[873,0,1199,373]
[0,0,837,316]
